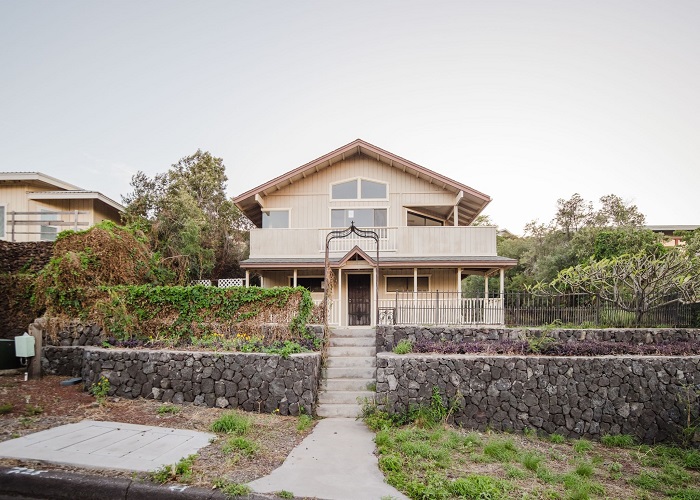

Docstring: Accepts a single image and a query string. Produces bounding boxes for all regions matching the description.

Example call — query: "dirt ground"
[0,371,314,488]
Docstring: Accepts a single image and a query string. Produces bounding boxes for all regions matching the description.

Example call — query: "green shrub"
[90,376,111,405]
[393,339,413,354]
[211,412,251,435]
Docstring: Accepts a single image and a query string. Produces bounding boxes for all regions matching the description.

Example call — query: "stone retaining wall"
[0,240,53,274]
[42,346,84,377]
[376,325,700,352]
[376,353,700,443]
[80,347,321,415]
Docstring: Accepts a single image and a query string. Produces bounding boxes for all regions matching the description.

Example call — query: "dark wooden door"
[347,274,371,326]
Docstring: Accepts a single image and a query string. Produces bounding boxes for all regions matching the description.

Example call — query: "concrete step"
[324,366,376,379]
[326,356,376,368]
[329,337,375,347]
[328,346,376,357]
[318,390,375,405]
[331,328,375,338]
[316,403,363,418]
[321,378,375,392]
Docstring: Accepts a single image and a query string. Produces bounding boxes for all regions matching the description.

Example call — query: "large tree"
[544,250,700,325]
[122,150,251,282]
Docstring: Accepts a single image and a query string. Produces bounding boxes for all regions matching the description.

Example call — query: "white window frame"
[329,206,388,228]
[262,208,291,229]
[330,177,388,201]
[405,208,445,227]
[385,274,431,293]
[40,209,59,242]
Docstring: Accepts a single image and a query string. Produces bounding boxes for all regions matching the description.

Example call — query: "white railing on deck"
[378,293,504,325]
[321,227,396,253]
[314,298,339,325]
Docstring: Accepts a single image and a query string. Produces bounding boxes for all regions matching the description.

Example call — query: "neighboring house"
[234,139,517,327]
[646,225,700,248]
[0,172,124,242]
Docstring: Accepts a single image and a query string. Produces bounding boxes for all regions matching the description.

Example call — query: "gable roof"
[0,172,82,191]
[234,139,491,227]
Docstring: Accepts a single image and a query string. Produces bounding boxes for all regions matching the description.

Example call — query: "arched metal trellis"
[323,222,380,326]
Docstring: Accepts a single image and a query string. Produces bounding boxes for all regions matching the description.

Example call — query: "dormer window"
[331,178,387,200]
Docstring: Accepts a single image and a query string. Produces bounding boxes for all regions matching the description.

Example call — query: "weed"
[222,436,258,457]
[90,376,111,405]
[535,466,557,484]
[393,339,413,354]
[0,403,13,415]
[504,464,528,479]
[296,413,313,432]
[157,404,181,415]
[19,416,34,427]
[379,454,403,472]
[523,427,536,438]
[549,433,566,444]
[521,451,544,471]
[600,434,635,448]
[366,381,377,391]
[213,478,252,498]
[608,462,622,479]
[151,454,196,484]
[277,491,294,499]
[572,439,593,453]
[575,461,594,478]
[683,449,700,470]
[211,411,251,435]
[24,405,43,416]
[450,474,509,499]
[484,439,518,462]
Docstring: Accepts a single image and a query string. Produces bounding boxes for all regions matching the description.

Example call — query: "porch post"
[260,275,264,288]
[245,270,249,288]
[293,269,298,287]
[373,266,378,327]
[456,268,462,294]
[499,268,504,297]
[413,267,418,324]
[484,272,489,298]
[338,268,343,327]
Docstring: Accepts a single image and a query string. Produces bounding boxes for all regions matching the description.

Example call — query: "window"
[407,211,443,227]
[40,210,58,241]
[0,206,5,239]
[331,178,387,200]
[291,277,324,292]
[386,276,429,292]
[331,208,387,228]
[262,210,289,228]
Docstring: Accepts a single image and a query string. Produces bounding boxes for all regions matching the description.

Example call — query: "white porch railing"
[378,294,504,325]
[314,298,339,326]
[321,227,396,253]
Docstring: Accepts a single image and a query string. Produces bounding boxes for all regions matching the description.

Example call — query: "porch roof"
[240,255,517,270]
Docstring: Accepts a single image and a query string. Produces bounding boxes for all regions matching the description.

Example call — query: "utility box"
[14,333,35,358]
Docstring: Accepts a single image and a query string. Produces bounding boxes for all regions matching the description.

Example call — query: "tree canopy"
[122,150,251,282]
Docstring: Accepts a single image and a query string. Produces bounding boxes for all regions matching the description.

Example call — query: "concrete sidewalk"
[248,418,408,500]
[0,420,214,472]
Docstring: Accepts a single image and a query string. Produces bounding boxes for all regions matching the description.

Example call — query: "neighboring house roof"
[0,172,82,191]
[646,225,699,233]
[27,191,125,212]
[0,172,125,212]
[234,139,492,227]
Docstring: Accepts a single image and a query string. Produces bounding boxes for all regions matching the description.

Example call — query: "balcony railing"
[313,298,339,326]
[248,226,496,259]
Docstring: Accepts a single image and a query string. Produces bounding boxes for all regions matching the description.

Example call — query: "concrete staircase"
[316,328,376,418]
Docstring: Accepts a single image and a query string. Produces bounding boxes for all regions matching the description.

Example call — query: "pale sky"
[1,1,699,233]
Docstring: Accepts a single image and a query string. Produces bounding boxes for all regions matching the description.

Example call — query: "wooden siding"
[260,153,455,229]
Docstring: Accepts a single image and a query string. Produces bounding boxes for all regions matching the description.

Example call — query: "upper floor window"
[331,208,387,228]
[331,178,387,200]
[262,210,289,228]
[407,211,443,227]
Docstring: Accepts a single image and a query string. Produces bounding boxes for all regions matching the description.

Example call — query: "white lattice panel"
[191,280,212,286]
[218,278,244,288]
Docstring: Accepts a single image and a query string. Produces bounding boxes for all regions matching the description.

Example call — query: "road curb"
[0,466,280,500]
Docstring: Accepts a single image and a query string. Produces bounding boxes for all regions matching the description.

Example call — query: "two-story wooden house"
[234,139,516,327]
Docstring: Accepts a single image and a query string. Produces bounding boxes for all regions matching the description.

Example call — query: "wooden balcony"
[248,226,497,259]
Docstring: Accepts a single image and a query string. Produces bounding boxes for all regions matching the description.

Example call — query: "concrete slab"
[248,417,408,500]
[0,420,214,472]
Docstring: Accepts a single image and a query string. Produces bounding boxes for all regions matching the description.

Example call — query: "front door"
[347,274,371,326]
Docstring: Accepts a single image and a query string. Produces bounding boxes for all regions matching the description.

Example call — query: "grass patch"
[296,413,313,432]
[575,461,594,478]
[393,339,413,354]
[213,478,251,498]
[157,404,181,415]
[600,434,635,448]
[276,491,294,499]
[151,454,196,484]
[210,411,251,435]
[572,439,593,453]
[449,474,510,499]
[483,438,518,462]
[549,433,566,444]
[24,404,43,416]
[0,403,13,415]
[521,451,544,471]
[222,436,259,457]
